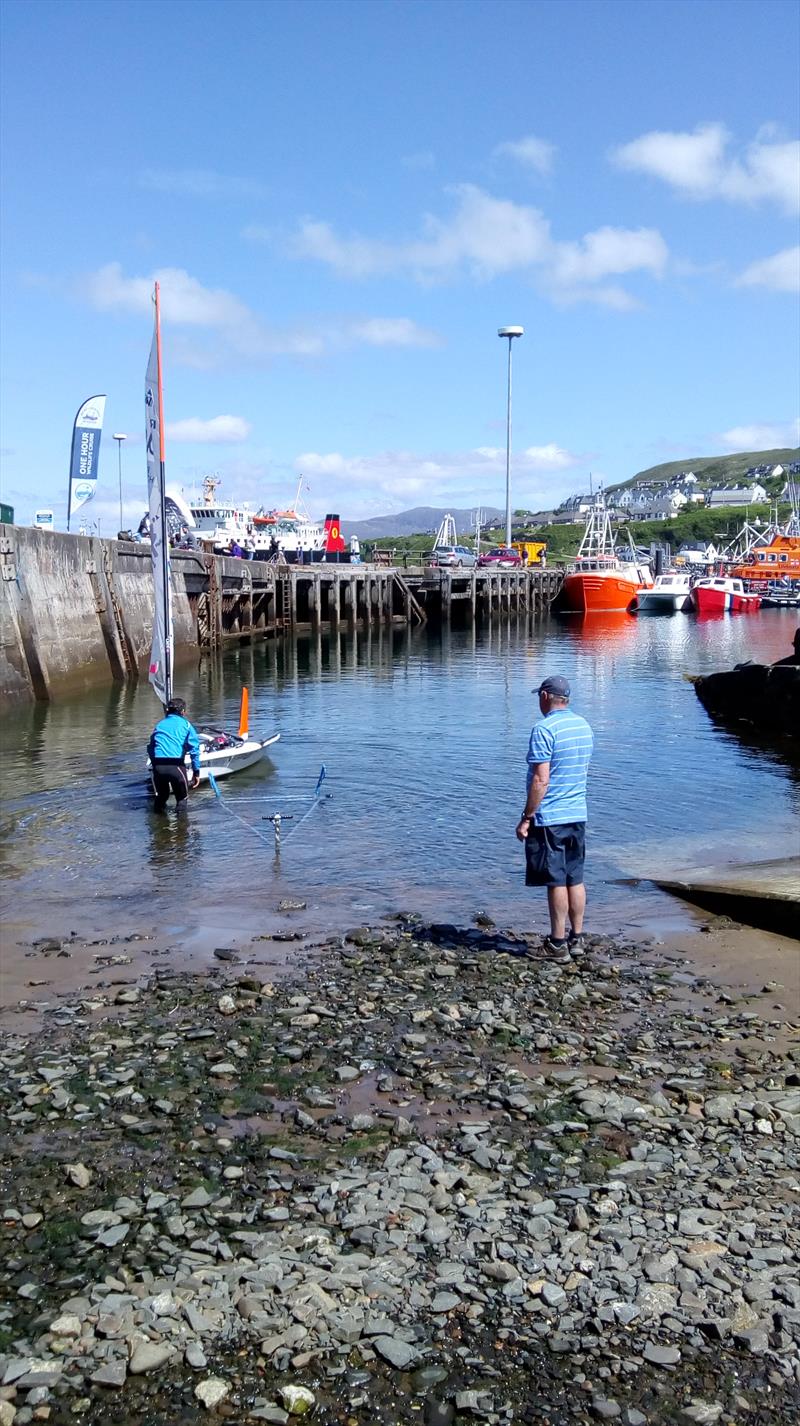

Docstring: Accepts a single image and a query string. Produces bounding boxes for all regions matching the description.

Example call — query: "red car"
[477,546,522,568]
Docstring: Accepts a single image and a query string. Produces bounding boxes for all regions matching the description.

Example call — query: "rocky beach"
[1,912,799,1426]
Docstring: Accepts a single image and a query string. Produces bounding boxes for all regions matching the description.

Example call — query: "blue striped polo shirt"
[526,706,594,826]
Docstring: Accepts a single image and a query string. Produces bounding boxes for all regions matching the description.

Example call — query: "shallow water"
[1,609,798,940]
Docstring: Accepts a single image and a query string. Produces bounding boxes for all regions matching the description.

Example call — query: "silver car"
[430,545,477,568]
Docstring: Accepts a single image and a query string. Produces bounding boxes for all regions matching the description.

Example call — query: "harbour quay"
[0,524,563,705]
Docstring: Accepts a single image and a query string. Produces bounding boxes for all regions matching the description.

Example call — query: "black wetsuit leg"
[151,759,189,810]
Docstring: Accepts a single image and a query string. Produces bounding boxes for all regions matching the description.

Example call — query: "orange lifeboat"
[729,533,800,583]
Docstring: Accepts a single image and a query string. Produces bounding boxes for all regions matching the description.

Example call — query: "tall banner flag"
[145,283,172,705]
[67,395,106,529]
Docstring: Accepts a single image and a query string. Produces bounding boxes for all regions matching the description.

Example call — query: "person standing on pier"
[516,675,594,963]
[148,697,201,812]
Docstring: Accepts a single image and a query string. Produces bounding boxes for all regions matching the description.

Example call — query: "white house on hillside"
[707,484,767,507]
[677,541,720,565]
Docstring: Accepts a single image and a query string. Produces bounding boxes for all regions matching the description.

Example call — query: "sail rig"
[143,281,279,778]
[145,282,172,705]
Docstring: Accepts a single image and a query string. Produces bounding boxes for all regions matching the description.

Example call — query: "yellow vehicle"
[511,540,547,565]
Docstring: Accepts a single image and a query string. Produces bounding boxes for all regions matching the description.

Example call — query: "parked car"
[429,545,477,568]
[477,546,522,568]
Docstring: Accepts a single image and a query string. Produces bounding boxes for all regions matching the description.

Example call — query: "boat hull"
[691,586,761,614]
[635,591,690,613]
[147,733,280,787]
[560,571,645,613]
[197,733,280,781]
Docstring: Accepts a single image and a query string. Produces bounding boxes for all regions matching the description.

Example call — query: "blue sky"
[1,0,798,531]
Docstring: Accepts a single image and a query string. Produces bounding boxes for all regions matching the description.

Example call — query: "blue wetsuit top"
[148,713,202,773]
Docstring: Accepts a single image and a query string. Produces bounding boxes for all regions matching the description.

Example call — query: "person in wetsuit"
[148,697,201,811]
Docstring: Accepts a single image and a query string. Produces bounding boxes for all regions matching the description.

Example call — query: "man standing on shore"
[516,675,594,963]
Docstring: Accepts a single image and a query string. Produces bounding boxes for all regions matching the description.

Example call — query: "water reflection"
[146,808,203,874]
[1,612,797,934]
[555,611,640,651]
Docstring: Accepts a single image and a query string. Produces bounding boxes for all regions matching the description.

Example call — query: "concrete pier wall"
[0,525,197,707]
[0,525,563,707]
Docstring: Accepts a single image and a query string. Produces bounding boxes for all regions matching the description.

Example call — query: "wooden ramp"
[653,857,800,938]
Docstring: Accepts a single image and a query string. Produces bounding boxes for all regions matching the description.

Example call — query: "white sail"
[145,285,172,705]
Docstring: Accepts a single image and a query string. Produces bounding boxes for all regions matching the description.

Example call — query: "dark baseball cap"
[536,675,570,699]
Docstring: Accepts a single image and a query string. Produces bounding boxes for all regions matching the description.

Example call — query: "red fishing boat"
[690,576,761,614]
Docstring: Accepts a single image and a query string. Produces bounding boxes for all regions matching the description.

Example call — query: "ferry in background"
[186,476,252,551]
[558,494,653,613]
[167,476,348,562]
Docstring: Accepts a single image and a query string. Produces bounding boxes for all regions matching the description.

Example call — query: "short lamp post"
[498,326,523,548]
[113,433,127,534]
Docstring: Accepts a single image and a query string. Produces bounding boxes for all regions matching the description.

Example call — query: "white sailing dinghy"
[145,281,279,785]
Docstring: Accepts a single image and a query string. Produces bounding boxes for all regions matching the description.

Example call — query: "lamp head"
[498,326,524,338]
[113,433,127,441]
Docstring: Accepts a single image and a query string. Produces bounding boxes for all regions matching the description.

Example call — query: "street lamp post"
[113,433,127,534]
[497,326,523,548]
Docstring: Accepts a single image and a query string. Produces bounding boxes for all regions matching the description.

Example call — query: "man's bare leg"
[567,882,586,936]
[546,885,568,939]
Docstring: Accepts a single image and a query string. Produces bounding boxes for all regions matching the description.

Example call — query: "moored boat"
[634,571,692,612]
[729,533,800,586]
[690,576,761,614]
[559,495,652,613]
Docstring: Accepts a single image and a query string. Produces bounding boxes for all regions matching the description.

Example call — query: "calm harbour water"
[2,610,798,941]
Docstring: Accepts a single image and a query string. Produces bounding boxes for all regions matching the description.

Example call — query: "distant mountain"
[607,447,799,493]
[340,505,504,539]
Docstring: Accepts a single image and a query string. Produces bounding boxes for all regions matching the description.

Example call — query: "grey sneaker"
[540,936,572,964]
[568,933,587,955]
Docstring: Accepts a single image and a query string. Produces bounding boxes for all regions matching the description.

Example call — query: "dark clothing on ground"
[525,821,586,887]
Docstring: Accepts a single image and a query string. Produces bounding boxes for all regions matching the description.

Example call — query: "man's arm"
[516,763,550,841]
[185,721,202,785]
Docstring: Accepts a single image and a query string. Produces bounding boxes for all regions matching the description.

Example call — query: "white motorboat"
[634,571,692,612]
[144,282,279,787]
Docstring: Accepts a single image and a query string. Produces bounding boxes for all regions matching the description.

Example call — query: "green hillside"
[607,447,798,493]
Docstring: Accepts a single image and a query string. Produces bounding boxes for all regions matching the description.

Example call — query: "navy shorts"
[525,822,586,887]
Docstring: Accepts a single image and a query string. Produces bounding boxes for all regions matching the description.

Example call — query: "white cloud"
[494,135,556,175]
[289,185,669,305]
[293,442,582,517]
[139,169,269,200]
[612,123,800,213]
[76,263,440,364]
[166,416,252,444]
[735,246,800,293]
[550,225,668,285]
[349,317,440,347]
[719,419,800,451]
[292,185,552,279]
